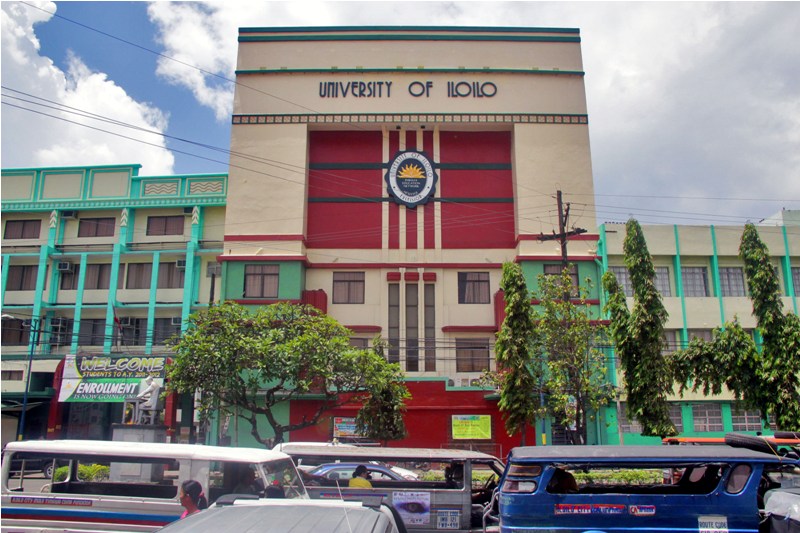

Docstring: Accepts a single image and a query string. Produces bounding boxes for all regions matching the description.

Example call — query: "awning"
[1,401,46,413]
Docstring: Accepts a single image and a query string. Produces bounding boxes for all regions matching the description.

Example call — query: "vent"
[61,210,78,219]
[176,260,187,270]
[183,207,194,216]
[57,261,74,273]
[171,316,182,326]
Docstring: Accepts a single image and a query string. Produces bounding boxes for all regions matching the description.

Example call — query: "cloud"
[1,1,174,174]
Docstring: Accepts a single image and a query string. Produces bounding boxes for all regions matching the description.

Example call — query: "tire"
[774,431,800,440]
[724,433,779,455]
[43,462,54,479]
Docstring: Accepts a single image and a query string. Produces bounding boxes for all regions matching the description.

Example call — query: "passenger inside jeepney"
[547,467,578,493]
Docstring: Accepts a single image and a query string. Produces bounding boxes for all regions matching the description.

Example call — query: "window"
[50,318,74,347]
[424,284,436,372]
[458,272,490,304]
[60,265,80,290]
[654,266,672,296]
[662,330,679,355]
[332,272,365,304]
[731,408,762,432]
[153,318,181,345]
[6,265,38,291]
[609,266,632,296]
[682,267,709,297]
[78,319,106,346]
[77,217,115,237]
[544,264,579,289]
[146,215,184,236]
[792,267,800,294]
[243,265,279,298]
[85,264,113,290]
[668,403,684,433]
[388,283,400,364]
[1,370,23,381]
[619,402,642,434]
[406,284,419,372]
[349,338,370,349]
[157,263,185,289]
[455,338,490,373]
[688,329,713,342]
[719,267,746,297]
[1,319,30,346]
[4,219,41,239]
[693,403,723,432]
[126,263,153,289]
[119,318,147,346]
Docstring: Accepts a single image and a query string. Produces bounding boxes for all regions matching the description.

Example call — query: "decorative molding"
[189,180,224,195]
[2,197,226,212]
[191,206,200,225]
[224,234,304,242]
[517,233,599,242]
[120,208,129,227]
[516,255,599,262]
[441,325,497,333]
[49,210,58,229]
[143,181,179,196]
[233,113,589,126]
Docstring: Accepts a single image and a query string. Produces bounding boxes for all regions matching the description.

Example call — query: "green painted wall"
[223,261,306,301]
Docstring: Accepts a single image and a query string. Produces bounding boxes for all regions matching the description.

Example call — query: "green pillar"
[145,251,161,355]
[709,226,725,326]
[70,254,89,352]
[782,226,797,314]
[673,225,688,348]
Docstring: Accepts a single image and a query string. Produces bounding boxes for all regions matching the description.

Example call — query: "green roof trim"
[237,68,584,76]
[239,34,580,43]
[239,25,580,34]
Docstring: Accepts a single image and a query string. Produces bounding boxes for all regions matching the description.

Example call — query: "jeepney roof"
[3,439,290,464]
[508,445,793,463]
[276,444,500,462]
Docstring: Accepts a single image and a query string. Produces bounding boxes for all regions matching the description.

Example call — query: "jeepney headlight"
[502,480,537,493]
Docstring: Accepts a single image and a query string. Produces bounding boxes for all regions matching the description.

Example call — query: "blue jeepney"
[497,445,800,533]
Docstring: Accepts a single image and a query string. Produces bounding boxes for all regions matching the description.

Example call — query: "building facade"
[2,27,797,451]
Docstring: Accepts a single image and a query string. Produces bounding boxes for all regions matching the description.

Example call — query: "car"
[154,496,406,533]
[308,462,407,483]
[1,452,61,479]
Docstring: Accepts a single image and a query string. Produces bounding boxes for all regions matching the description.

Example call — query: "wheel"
[724,433,779,455]
[43,462,54,479]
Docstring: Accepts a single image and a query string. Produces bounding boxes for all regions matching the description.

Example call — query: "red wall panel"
[309,131,383,163]
[306,203,382,248]
[439,131,512,164]
[308,170,383,198]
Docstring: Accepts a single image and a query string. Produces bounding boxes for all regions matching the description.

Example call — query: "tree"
[355,339,410,444]
[672,223,800,429]
[602,218,677,438]
[535,268,615,444]
[167,301,409,446]
[494,262,542,445]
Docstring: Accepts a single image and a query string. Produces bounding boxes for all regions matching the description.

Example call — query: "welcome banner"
[58,354,167,403]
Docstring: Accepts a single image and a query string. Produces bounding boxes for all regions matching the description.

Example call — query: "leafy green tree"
[672,223,800,429]
[168,301,409,446]
[494,262,542,445]
[602,219,677,437]
[355,339,410,444]
[536,268,615,444]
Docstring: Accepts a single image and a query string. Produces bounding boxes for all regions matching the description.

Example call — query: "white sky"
[2,1,799,226]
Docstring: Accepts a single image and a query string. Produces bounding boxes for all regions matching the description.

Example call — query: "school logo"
[385,151,438,208]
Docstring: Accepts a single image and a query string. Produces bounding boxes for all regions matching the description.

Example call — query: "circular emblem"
[385,151,438,208]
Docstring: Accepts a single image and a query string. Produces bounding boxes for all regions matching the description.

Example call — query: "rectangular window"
[49,318,74,347]
[792,267,800,294]
[458,272,490,304]
[126,263,153,289]
[424,284,436,372]
[243,265,279,298]
[1,319,30,346]
[146,215,184,236]
[655,266,672,296]
[60,265,80,290]
[6,265,38,291]
[349,338,370,349]
[85,264,113,290]
[688,329,713,342]
[153,318,181,345]
[120,318,148,346]
[1,370,23,381]
[388,283,400,364]
[455,338,490,373]
[682,267,709,297]
[4,219,41,239]
[77,217,115,237]
[619,402,643,434]
[157,263,185,289]
[332,272,365,304]
[693,403,723,432]
[405,283,419,372]
[720,267,746,297]
[731,408,762,432]
[662,330,679,355]
[668,403,684,433]
[609,266,632,297]
[544,264,579,290]
[78,319,106,346]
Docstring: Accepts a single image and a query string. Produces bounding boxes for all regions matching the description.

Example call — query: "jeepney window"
[726,464,751,494]
[261,458,306,499]
[546,463,727,495]
[41,457,180,499]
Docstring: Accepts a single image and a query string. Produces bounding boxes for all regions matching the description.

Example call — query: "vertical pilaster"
[673,225,688,348]
[782,226,797,314]
[181,207,202,331]
[70,254,89,352]
[145,251,161,355]
[710,226,725,325]
[104,208,128,352]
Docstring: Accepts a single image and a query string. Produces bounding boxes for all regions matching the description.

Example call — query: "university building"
[2,27,798,452]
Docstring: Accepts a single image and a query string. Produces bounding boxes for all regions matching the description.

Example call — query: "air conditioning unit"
[171,316,183,326]
[176,260,187,270]
[57,261,74,273]
[61,210,78,219]
[459,378,472,387]
[50,318,67,329]
[183,207,194,216]
[118,317,133,327]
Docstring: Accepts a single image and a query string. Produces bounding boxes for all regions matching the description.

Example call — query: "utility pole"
[537,190,587,286]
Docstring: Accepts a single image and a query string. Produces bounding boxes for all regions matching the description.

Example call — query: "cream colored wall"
[201,207,226,242]
[1,171,35,200]
[1,213,48,245]
[306,269,385,328]
[60,210,119,246]
[130,208,188,243]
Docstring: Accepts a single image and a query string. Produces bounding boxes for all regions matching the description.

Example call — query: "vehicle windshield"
[260,458,307,499]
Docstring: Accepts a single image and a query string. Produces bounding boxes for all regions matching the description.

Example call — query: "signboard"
[333,416,359,438]
[58,354,166,403]
[385,151,438,208]
[451,414,491,440]
[393,491,431,525]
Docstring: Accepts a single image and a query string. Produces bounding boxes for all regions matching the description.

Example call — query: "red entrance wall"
[287,380,534,459]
